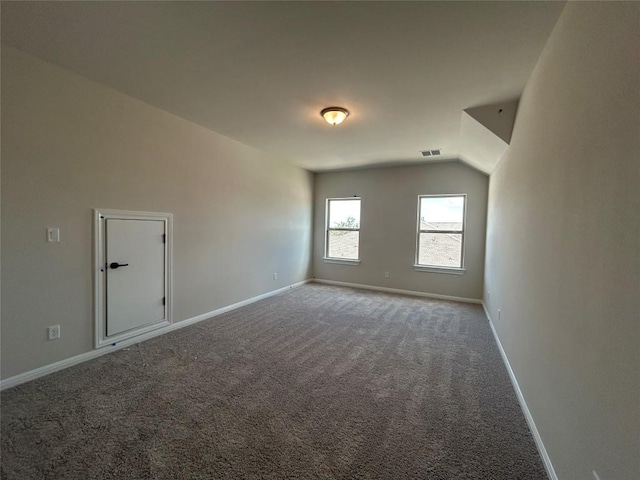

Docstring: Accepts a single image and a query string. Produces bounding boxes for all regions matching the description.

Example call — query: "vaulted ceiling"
[1,1,565,172]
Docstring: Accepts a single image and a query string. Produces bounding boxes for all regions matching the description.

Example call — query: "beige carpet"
[1,283,547,479]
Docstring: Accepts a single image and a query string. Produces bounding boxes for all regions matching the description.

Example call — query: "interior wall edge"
[482,302,559,480]
[313,278,482,305]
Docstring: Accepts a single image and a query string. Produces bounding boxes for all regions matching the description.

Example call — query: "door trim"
[94,209,173,348]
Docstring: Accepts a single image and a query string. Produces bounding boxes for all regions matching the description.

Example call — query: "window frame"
[324,197,361,265]
[414,194,467,274]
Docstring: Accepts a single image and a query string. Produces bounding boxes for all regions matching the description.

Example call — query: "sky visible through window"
[421,196,463,227]
[329,199,360,228]
[418,195,465,267]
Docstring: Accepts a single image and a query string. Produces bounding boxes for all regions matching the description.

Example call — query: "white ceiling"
[1,1,565,172]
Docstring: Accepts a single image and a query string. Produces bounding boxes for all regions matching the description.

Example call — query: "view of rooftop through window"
[417,195,465,268]
[326,198,361,260]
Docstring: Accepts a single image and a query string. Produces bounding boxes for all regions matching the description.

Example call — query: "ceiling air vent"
[421,149,442,157]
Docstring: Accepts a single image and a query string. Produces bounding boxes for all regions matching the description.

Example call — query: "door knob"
[109,262,129,269]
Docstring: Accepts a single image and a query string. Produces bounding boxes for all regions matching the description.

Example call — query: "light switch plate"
[47,227,60,242]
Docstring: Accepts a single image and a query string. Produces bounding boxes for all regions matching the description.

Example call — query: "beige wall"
[484,3,639,480]
[313,162,488,300]
[1,47,314,380]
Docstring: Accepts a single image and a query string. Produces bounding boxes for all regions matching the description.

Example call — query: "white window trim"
[413,265,465,274]
[325,197,361,263]
[323,257,361,266]
[415,194,467,272]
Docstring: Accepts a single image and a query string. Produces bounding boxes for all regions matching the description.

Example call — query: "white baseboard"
[313,278,482,304]
[0,279,311,391]
[482,302,558,480]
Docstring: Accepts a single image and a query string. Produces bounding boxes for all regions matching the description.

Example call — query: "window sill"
[413,265,465,275]
[323,257,361,266]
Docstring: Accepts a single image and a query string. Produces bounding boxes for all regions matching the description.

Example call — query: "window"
[325,198,361,262]
[416,195,466,271]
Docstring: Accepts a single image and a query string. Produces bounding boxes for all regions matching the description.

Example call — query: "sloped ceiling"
[1,1,565,172]
[458,99,519,173]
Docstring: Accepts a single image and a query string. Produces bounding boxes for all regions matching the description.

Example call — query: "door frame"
[93,209,173,348]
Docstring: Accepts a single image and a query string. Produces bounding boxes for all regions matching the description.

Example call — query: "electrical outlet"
[48,325,61,340]
[272,272,277,280]
[384,271,390,278]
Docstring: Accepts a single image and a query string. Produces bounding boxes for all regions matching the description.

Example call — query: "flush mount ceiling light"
[321,107,349,126]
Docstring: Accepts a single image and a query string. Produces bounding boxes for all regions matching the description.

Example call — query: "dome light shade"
[321,107,349,125]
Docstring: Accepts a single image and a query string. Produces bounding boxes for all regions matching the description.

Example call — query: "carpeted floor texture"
[1,284,547,479]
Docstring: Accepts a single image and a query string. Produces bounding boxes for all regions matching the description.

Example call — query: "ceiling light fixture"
[321,107,349,126]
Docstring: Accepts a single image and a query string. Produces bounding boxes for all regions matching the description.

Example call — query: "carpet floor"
[1,283,547,479]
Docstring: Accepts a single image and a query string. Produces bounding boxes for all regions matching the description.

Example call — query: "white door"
[106,219,166,337]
